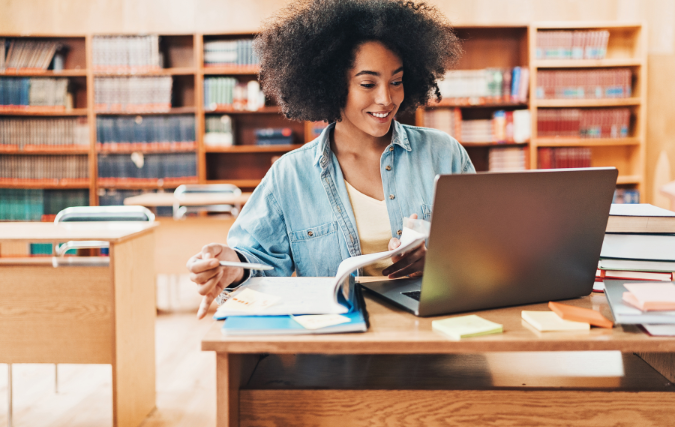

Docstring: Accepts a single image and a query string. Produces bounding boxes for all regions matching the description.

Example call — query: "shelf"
[0,180,90,189]
[97,178,198,190]
[203,65,260,75]
[95,107,196,116]
[461,142,529,148]
[428,100,528,108]
[0,69,88,77]
[206,179,262,188]
[617,175,641,185]
[93,67,197,76]
[535,138,640,147]
[534,59,643,68]
[205,144,303,153]
[536,98,641,108]
[0,108,88,116]
[204,106,281,114]
[98,147,197,154]
[0,147,89,155]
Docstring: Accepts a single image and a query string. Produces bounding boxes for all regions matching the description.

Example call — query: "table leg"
[7,364,11,427]
[216,354,260,427]
[110,233,157,427]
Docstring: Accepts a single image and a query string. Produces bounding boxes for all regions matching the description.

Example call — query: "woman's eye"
[361,83,375,88]
[392,80,403,87]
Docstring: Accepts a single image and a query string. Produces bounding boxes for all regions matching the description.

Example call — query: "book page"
[215,277,347,317]
[609,204,675,217]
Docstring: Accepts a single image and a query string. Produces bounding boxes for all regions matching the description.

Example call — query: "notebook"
[604,280,675,324]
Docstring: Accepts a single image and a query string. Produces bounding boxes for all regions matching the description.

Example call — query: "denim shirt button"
[308,231,313,237]
[389,146,394,151]
[397,229,402,236]
[389,194,395,200]
[385,165,392,171]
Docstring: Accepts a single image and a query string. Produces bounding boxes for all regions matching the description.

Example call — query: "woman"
[188,0,475,318]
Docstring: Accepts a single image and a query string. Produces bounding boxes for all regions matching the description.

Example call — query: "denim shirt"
[228,121,475,280]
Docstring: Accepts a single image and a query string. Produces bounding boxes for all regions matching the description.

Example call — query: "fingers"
[387,259,425,279]
[197,293,216,319]
[388,237,400,251]
[196,268,224,296]
[382,243,426,277]
[201,243,224,260]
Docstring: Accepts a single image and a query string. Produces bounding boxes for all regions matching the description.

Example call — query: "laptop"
[360,167,618,317]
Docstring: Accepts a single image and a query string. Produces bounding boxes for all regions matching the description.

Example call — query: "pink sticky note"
[623,283,675,311]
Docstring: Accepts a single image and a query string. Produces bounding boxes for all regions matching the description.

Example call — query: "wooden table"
[0,222,158,427]
[123,192,251,208]
[202,290,675,427]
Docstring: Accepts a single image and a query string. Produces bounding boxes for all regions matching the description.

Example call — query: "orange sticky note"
[548,301,613,329]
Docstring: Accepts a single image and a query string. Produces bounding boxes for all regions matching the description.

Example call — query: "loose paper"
[218,288,280,313]
[291,314,351,330]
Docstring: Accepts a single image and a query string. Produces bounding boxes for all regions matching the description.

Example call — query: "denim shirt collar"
[313,120,412,167]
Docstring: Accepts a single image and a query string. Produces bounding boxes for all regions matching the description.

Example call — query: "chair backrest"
[54,206,156,223]
[174,184,242,197]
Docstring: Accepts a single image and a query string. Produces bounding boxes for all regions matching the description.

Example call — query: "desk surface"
[0,221,158,243]
[124,192,252,207]
[202,291,675,354]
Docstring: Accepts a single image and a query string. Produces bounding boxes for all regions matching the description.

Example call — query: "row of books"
[97,153,197,185]
[0,155,89,183]
[0,117,89,151]
[537,108,630,138]
[424,108,531,144]
[536,69,632,99]
[0,39,62,72]
[535,30,610,60]
[204,114,234,146]
[488,147,526,171]
[0,188,89,221]
[96,116,196,152]
[204,78,265,111]
[0,77,69,109]
[537,147,592,169]
[613,188,640,204]
[204,39,259,68]
[437,67,529,104]
[94,76,172,113]
[92,35,162,72]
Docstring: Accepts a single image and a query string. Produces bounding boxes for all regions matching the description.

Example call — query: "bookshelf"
[0,23,647,222]
[414,22,646,196]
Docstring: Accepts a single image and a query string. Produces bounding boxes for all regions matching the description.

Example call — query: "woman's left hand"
[382,214,426,279]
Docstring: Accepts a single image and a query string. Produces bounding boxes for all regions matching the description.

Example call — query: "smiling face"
[340,41,404,139]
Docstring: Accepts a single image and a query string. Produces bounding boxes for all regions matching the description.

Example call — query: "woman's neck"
[332,119,393,156]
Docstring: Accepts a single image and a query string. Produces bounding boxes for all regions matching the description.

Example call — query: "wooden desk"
[0,222,158,427]
[202,291,675,427]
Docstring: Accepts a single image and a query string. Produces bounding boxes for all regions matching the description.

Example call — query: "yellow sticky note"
[220,288,280,313]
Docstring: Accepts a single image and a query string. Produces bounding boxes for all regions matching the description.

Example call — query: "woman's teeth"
[371,112,389,118]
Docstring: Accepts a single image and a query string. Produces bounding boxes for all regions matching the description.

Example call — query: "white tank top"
[344,180,393,276]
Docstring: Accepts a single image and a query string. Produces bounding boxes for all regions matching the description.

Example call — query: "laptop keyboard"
[402,291,421,301]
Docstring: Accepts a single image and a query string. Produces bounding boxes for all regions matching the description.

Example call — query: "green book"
[432,314,503,340]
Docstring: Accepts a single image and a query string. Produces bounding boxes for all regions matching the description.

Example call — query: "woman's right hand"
[186,243,245,319]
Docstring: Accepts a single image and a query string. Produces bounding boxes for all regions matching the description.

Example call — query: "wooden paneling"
[216,353,260,427]
[239,389,675,426]
[637,352,675,383]
[110,231,157,427]
[0,265,112,364]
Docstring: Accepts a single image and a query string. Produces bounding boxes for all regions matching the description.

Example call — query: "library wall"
[1,0,674,204]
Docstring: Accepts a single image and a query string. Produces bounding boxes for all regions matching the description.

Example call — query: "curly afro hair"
[254,0,462,123]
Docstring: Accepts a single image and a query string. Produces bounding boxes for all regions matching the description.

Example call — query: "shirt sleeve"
[226,176,294,282]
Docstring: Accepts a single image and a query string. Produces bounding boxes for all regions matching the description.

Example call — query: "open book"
[214,226,427,318]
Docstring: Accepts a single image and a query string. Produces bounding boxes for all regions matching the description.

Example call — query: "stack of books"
[536,69,632,99]
[596,204,675,287]
[203,39,258,68]
[538,147,591,169]
[255,128,293,145]
[537,108,630,139]
[0,39,61,72]
[0,117,89,152]
[204,115,234,147]
[94,76,172,113]
[437,67,529,104]
[0,155,88,186]
[424,108,461,139]
[0,77,70,111]
[441,109,530,144]
[613,188,640,204]
[97,152,198,186]
[96,115,196,152]
[604,281,675,336]
[535,30,609,60]
[0,188,88,221]
[203,77,264,111]
[488,147,526,172]
[92,35,161,73]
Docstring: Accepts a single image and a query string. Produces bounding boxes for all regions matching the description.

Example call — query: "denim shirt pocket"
[421,204,433,221]
[289,221,342,276]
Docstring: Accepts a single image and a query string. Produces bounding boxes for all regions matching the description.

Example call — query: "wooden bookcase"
[415,23,646,194]
[0,23,646,217]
